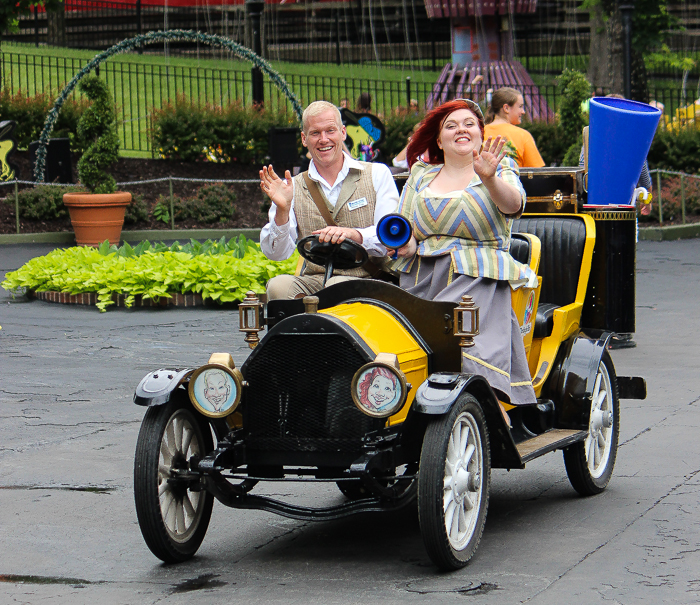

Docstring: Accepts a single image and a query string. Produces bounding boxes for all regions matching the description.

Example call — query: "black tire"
[418,394,490,570]
[564,350,620,496]
[134,392,214,563]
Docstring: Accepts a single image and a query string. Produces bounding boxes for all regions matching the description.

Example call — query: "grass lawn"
[2,41,444,155]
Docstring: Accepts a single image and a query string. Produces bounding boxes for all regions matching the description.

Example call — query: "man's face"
[204,373,230,411]
[301,110,346,171]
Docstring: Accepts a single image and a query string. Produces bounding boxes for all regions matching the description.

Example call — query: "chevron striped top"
[393,158,537,289]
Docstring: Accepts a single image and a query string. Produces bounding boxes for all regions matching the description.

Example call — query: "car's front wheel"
[418,393,490,570]
[134,392,214,563]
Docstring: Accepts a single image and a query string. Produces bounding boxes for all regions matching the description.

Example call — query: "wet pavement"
[0,240,699,604]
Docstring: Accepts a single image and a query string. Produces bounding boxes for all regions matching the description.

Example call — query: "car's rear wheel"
[564,351,620,496]
[418,393,490,570]
[134,392,214,563]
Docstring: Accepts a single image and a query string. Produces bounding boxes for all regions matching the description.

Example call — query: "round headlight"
[351,355,409,418]
[188,363,243,418]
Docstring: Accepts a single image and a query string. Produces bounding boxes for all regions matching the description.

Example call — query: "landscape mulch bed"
[2,151,697,235]
[1,150,269,235]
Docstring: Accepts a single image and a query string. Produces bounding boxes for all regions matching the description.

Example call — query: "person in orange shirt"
[484,87,545,168]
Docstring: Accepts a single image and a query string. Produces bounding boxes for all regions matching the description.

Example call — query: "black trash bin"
[268,127,301,175]
[29,138,73,183]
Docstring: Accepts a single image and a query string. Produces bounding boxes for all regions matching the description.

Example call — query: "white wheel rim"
[443,412,483,551]
[585,361,614,479]
[158,410,204,542]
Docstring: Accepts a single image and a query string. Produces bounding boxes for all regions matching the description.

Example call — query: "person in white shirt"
[259,100,399,299]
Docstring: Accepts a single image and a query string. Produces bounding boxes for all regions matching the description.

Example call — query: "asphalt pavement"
[0,240,698,605]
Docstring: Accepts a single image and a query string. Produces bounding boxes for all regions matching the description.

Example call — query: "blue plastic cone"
[588,97,661,205]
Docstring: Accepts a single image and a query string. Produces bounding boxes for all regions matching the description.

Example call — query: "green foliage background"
[0,89,88,149]
[151,97,293,164]
[1,237,299,312]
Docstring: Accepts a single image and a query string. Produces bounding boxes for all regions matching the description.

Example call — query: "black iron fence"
[3,49,698,156]
[1,50,566,154]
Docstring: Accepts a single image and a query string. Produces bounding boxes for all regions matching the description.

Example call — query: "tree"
[1,0,64,36]
[584,0,677,101]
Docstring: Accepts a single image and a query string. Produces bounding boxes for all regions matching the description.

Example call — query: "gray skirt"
[400,254,537,406]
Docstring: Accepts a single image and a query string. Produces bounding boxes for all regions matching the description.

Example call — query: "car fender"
[413,372,524,470]
[551,330,612,430]
[133,368,193,406]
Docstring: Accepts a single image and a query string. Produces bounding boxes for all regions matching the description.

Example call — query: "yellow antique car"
[132,168,646,570]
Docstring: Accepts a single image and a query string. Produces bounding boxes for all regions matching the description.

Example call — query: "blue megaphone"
[377,213,413,250]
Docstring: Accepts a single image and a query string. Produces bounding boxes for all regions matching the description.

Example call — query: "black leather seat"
[509,234,532,266]
[512,217,587,338]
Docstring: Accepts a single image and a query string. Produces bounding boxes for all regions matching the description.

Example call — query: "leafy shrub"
[11,184,84,220]
[0,89,88,149]
[151,97,292,164]
[520,121,572,166]
[124,194,148,225]
[647,127,700,174]
[151,184,236,224]
[640,173,700,223]
[381,111,423,161]
[76,76,120,194]
[1,236,298,311]
[556,69,591,163]
[152,196,173,224]
[176,183,236,224]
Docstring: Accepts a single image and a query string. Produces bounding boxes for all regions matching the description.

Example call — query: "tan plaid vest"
[294,163,376,277]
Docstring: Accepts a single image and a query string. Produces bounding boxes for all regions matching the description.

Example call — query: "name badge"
[347,197,368,211]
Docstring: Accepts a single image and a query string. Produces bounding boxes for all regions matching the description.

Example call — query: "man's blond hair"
[302,101,342,134]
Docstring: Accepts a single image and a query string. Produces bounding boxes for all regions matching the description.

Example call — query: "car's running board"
[516,429,587,463]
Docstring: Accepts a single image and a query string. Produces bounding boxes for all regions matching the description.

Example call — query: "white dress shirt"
[260,153,399,261]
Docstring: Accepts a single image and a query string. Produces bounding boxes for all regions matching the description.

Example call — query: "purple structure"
[424,0,553,121]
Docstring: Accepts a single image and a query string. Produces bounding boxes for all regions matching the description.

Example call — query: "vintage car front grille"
[242,334,382,452]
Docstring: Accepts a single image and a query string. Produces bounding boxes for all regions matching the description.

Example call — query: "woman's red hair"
[406,99,485,169]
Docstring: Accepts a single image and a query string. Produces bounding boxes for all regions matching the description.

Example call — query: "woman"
[484,87,544,168]
[390,99,537,408]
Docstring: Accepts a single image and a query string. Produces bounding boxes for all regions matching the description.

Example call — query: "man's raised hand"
[260,165,293,224]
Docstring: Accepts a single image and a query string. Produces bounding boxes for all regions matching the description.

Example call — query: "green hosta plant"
[1,236,297,312]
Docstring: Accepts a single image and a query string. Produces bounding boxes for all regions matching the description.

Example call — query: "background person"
[259,101,399,300]
[484,87,545,168]
[390,99,538,409]
[356,92,372,114]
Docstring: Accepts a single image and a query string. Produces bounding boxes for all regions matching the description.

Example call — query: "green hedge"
[0,89,88,150]
[648,127,700,174]
[151,97,295,164]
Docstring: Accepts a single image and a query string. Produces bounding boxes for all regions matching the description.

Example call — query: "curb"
[0,228,261,245]
[637,223,700,241]
[29,290,237,309]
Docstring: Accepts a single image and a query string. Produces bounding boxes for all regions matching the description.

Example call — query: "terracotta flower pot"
[63,191,131,247]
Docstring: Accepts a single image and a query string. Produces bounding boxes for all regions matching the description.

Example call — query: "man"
[260,100,399,300]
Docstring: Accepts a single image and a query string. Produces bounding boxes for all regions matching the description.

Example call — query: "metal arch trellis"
[33,29,304,183]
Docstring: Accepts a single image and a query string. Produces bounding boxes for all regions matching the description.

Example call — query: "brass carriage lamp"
[454,295,480,348]
[238,291,264,349]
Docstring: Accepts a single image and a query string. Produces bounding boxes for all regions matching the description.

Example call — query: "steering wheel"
[297,234,369,286]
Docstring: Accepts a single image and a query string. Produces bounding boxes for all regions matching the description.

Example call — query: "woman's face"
[437,108,482,160]
[507,95,526,125]
[368,374,396,407]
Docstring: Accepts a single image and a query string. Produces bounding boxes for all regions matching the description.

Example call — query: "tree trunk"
[587,3,623,94]
[46,3,66,47]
